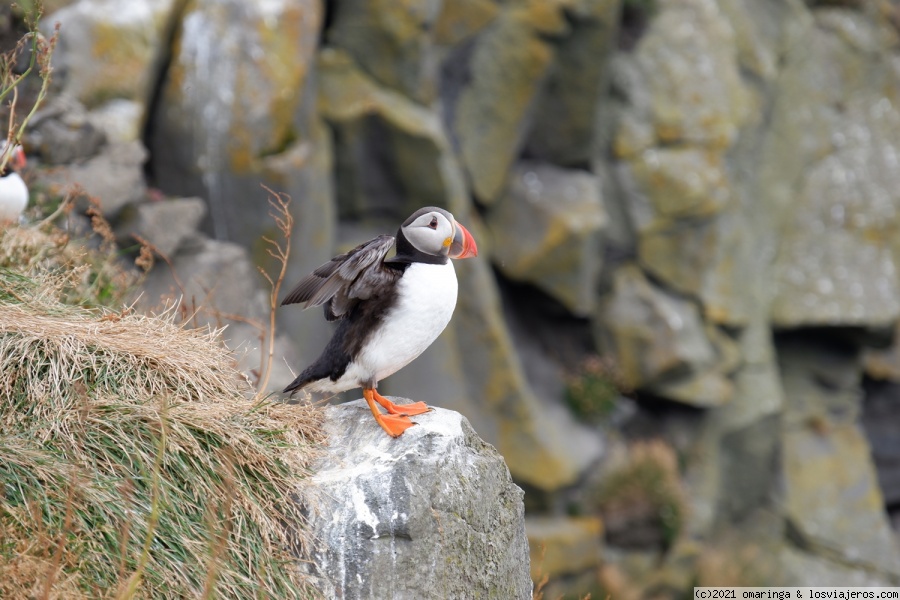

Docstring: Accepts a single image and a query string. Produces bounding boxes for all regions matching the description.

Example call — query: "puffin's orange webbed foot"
[372,390,431,416]
[377,413,416,437]
[364,389,418,437]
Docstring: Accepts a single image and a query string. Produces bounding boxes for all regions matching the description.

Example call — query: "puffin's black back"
[282,260,410,393]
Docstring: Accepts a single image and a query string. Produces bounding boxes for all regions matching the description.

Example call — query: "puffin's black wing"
[281,234,398,321]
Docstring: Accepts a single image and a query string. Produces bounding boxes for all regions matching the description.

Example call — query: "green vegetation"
[593,440,687,549]
[565,356,623,423]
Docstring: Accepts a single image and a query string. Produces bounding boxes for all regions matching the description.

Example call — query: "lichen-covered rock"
[609,0,755,327]
[45,0,179,107]
[597,266,734,406]
[526,516,603,581]
[148,0,322,245]
[779,334,900,576]
[302,400,532,600]
[452,0,571,202]
[318,48,467,218]
[326,0,443,104]
[432,0,499,48]
[629,0,751,147]
[485,161,606,315]
[763,11,900,327]
[782,425,900,577]
[776,546,900,586]
[628,148,733,222]
[618,147,750,325]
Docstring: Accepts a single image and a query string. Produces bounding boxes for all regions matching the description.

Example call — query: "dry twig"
[255,186,294,396]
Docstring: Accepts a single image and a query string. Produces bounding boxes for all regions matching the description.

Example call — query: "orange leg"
[372,389,430,416]
[363,388,416,437]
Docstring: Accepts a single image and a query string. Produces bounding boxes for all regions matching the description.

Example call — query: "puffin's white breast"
[0,173,28,222]
[351,260,458,385]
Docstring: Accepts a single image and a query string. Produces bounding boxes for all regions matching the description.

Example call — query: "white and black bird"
[0,143,27,224]
[281,206,478,437]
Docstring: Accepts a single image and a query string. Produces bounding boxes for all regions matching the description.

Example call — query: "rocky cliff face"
[20,0,900,596]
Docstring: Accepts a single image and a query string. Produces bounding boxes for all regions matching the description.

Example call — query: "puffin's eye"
[428,217,438,229]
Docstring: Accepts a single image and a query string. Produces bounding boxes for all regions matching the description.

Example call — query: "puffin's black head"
[394,207,478,264]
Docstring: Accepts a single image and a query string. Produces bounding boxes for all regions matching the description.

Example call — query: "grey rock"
[525,516,603,581]
[37,140,148,216]
[432,0,499,51]
[616,152,751,326]
[714,413,779,524]
[118,197,207,258]
[33,119,106,165]
[137,234,280,387]
[863,320,900,381]
[777,332,863,429]
[263,124,340,377]
[485,161,606,316]
[86,99,145,143]
[607,0,757,327]
[524,0,620,166]
[630,0,752,147]
[139,235,267,324]
[302,400,531,600]
[28,95,106,165]
[776,546,900,586]
[861,380,900,506]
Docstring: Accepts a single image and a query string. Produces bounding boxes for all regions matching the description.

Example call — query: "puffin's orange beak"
[449,222,478,259]
[7,146,25,171]
[12,147,26,171]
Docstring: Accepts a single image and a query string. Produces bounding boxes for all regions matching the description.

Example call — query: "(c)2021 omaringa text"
[696,588,900,600]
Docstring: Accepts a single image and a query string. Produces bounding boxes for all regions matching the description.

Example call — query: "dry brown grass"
[0,239,325,597]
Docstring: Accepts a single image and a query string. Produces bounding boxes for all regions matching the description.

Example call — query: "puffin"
[0,143,27,224]
[281,206,478,437]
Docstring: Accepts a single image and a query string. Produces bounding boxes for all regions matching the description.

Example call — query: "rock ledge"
[301,398,531,600]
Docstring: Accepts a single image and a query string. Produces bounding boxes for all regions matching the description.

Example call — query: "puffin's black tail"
[282,374,310,395]
[282,358,341,395]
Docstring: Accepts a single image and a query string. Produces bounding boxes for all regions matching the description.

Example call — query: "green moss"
[564,357,622,423]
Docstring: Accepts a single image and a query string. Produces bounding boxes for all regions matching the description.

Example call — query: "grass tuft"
[0,263,324,597]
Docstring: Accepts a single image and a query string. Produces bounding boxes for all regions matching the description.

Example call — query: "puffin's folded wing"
[280,235,396,318]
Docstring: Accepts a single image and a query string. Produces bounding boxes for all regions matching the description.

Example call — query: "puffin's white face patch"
[402,211,455,257]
